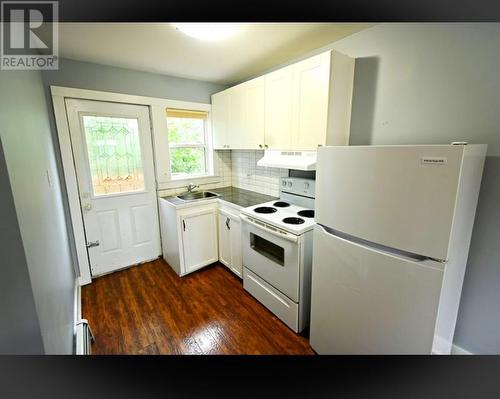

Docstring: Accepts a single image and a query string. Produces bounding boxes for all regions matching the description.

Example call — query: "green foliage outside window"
[167,116,207,177]
[170,147,205,174]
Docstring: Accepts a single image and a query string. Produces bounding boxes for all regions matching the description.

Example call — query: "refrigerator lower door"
[310,225,444,354]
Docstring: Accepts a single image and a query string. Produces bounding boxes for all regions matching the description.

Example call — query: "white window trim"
[151,103,221,190]
[167,109,214,182]
[50,86,220,285]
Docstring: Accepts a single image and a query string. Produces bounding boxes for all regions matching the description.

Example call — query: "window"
[166,108,211,180]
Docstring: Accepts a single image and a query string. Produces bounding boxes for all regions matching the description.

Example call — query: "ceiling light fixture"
[172,23,241,41]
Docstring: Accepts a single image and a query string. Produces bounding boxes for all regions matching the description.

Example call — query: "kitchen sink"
[176,191,220,201]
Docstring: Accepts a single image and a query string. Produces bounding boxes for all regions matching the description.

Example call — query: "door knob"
[83,203,92,211]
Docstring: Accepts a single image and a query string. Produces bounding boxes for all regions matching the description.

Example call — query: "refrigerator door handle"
[315,224,446,267]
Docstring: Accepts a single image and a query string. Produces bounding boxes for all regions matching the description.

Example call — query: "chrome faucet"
[186,183,199,193]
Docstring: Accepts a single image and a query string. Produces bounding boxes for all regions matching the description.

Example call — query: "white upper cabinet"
[227,84,245,149]
[212,89,230,149]
[211,50,354,151]
[291,52,331,150]
[241,76,265,149]
[212,78,265,150]
[264,65,294,150]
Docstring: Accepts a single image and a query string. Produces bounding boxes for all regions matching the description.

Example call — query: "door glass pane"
[82,115,145,196]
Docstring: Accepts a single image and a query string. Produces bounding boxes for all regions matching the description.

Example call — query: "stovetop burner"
[282,217,305,225]
[254,206,277,214]
[297,210,315,218]
[273,201,290,208]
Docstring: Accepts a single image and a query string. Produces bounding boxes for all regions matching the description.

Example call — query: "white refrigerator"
[309,144,487,354]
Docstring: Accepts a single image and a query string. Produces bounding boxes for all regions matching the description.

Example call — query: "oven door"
[241,215,300,302]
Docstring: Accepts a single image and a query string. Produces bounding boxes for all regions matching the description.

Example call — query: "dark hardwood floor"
[82,258,315,355]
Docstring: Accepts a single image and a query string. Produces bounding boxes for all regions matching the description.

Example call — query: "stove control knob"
[282,180,287,187]
[287,181,293,187]
[304,182,310,189]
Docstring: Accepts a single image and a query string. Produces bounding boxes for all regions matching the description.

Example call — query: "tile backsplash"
[157,150,232,197]
[157,149,287,198]
[231,150,288,197]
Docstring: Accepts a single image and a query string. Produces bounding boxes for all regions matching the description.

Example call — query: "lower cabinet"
[181,206,219,274]
[160,199,219,276]
[160,198,243,278]
[218,207,243,278]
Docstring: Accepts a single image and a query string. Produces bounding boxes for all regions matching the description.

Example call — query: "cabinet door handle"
[264,144,269,149]
[258,144,263,149]
[182,220,186,231]
[226,217,231,230]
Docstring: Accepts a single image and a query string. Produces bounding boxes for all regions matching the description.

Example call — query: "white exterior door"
[66,99,161,276]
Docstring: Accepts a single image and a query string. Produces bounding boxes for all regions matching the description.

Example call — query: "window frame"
[150,100,218,190]
[166,109,212,181]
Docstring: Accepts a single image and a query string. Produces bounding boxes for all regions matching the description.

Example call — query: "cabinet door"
[264,65,294,150]
[241,77,265,149]
[291,51,331,150]
[227,85,245,149]
[181,208,218,273]
[218,211,231,267]
[228,215,243,277]
[211,90,230,149]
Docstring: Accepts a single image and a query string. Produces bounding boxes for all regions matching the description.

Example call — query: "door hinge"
[86,240,100,248]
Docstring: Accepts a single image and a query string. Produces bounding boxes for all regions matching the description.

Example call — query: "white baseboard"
[78,275,92,286]
[451,344,472,355]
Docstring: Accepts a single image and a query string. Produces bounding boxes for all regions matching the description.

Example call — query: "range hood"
[257,150,317,171]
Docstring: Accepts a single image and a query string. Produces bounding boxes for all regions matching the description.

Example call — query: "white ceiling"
[58,23,372,85]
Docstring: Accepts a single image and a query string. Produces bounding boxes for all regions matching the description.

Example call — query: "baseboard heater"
[75,319,94,355]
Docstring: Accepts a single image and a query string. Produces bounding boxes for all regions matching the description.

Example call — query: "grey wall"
[42,58,228,103]
[0,139,44,354]
[328,23,500,353]
[0,70,76,354]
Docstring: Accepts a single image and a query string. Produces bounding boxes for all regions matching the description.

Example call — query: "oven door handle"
[240,214,299,243]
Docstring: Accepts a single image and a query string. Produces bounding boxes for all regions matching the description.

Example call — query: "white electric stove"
[240,177,316,333]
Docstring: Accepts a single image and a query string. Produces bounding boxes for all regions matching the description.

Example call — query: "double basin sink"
[176,191,220,202]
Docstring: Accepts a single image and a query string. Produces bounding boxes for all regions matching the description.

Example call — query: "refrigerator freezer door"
[316,145,464,261]
[309,225,444,354]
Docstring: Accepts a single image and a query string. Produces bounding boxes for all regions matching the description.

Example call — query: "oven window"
[250,233,285,266]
